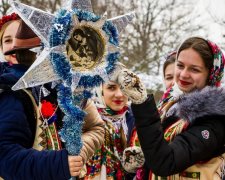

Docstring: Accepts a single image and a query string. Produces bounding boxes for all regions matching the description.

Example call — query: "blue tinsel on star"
[102,21,119,46]
[49,9,120,89]
[57,84,86,155]
[72,9,100,22]
[78,75,103,88]
[59,116,83,155]
[106,52,120,74]
[48,8,121,156]
[50,52,72,86]
[49,9,72,47]
[57,84,86,118]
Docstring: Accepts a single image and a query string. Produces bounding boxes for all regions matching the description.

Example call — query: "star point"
[11,0,135,91]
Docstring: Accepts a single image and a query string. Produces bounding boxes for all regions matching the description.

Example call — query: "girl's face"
[175,48,209,92]
[164,62,175,89]
[102,82,128,111]
[1,20,20,64]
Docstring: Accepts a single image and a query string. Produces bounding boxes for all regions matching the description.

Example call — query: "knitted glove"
[110,63,147,104]
[122,146,145,173]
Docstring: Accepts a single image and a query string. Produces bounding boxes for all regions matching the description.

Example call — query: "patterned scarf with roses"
[85,85,129,180]
[150,38,225,179]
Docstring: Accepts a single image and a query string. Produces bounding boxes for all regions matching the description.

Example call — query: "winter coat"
[84,106,135,179]
[0,62,105,180]
[80,100,105,162]
[132,87,225,179]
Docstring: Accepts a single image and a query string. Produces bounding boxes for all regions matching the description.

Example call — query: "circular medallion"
[66,26,105,71]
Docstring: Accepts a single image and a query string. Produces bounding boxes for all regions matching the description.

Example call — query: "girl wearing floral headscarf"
[129,37,225,180]
[83,80,141,179]
[117,37,225,179]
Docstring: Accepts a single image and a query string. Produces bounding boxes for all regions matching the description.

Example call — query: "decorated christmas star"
[10,0,135,91]
[9,0,135,156]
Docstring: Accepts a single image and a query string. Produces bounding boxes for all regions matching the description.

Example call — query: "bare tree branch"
[107,0,204,77]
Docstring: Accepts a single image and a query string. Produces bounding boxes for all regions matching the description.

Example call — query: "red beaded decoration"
[0,13,20,31]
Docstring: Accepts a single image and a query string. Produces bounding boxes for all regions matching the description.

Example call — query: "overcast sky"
[141,0,225,90]
[191,0,225,45]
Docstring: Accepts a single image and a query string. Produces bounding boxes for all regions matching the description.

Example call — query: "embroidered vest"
[22,89,61,151]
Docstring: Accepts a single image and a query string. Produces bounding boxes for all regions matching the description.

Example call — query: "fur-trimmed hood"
[172,86,225,124]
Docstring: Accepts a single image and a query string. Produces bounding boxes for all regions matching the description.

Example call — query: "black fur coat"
[132,88,225,177]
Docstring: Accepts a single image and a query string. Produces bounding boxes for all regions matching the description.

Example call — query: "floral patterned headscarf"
[158,38,225,120]
[207,40,225,87]
[92,83,129,138]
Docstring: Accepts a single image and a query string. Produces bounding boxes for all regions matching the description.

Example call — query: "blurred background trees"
[0,0,61,14]
[1,0,224,94]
